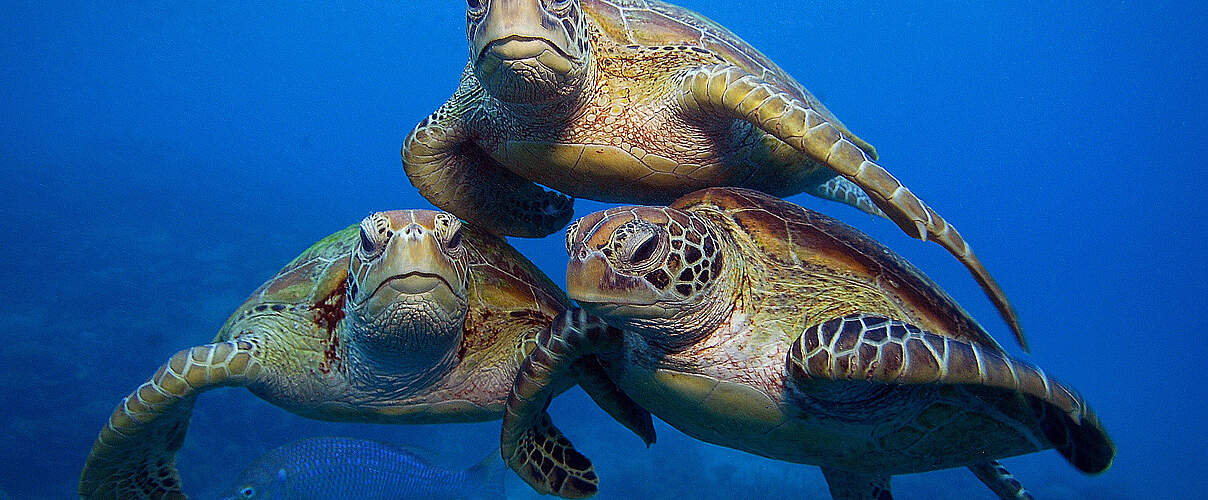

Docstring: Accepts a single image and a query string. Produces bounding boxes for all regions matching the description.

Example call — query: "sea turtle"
[500,188,1115,499]
[79,210,653,499]
[402,0,1024,348]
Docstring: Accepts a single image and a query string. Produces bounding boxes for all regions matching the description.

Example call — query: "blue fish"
[219,437,504,500]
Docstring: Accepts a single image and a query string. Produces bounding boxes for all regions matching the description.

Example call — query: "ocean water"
[2,1,1204,498]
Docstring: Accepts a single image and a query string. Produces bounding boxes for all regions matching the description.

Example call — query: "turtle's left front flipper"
[79,339,263,499]
[502,309,639,498]
[788,314,1116,479]
[677,65,1025,350]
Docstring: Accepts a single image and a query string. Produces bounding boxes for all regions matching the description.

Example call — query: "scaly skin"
[80,211,591,499]
[403,0,1023,347]
[503,188,1114,499]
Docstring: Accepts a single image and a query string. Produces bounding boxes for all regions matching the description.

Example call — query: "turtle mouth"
[367,271,457,298]
[479,35,573,62]
[576,300,674,320]
[477,36,574,76]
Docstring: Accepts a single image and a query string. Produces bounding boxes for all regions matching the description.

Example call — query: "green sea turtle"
[500,188,1115,499]
[403,0,1024,348]
[79,210,653,499]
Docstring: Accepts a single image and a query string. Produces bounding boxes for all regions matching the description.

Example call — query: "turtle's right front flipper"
[402,89,573,238]
[502,309,636,498]
[79,339,262,499]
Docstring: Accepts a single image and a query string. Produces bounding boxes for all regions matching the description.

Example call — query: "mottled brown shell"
[582,0,877,157]
[672,187,1005,353]
[214,222,569,358]
[213,224,359,342]
[458,223,572,364]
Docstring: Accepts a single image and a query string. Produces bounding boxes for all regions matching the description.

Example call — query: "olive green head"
[564,206,736,345]
[466,0,592,104]
[345,210,470,367]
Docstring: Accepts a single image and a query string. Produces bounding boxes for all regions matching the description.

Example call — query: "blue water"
[2,1,1204,498]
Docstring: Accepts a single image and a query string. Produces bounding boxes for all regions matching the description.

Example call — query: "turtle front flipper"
[79,339,263,499]
[788,314,1116,476]
[969,461,1035,500]
[402,99,573,238]
[502,309,633,498]
[676,65,1025,350]
[506,410,599,498]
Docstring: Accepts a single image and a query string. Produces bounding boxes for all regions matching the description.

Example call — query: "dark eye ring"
[467,0,485,13]
[240,486,256,498]
[447,227,463,249]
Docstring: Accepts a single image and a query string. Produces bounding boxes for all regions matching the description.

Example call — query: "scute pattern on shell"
[670,187,1003,352]
[457,224,572,369]
[214,224,359,342]
[582,0,870,152]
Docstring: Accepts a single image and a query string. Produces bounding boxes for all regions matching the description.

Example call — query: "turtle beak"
[567,253,665,318]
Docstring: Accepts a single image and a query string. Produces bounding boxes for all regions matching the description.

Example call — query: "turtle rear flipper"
[677,64,1025,350]
[79,340,262,499]
[788,314,1116,476]
[574,355,656,446]
[804,176,885,219]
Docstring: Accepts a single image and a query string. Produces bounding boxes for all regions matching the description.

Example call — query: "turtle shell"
[671,187,1005,353]
[457,223,572,365]
[214,224,359,342]
[582,0,877,158]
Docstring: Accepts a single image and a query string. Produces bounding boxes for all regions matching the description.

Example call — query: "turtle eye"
[359,225,377,256]
[240,486,256,498]
[612,220,664,270]
[447,226,463,249]
[627,233,659,265]
[467,0,485,15]
[358,217,388,259]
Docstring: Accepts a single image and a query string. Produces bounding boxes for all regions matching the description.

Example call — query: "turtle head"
[467,0,592,104]
[564,206,737,347]
[344,210,470,375]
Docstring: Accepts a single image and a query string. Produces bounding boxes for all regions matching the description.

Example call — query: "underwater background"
[2,1,1205,498]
